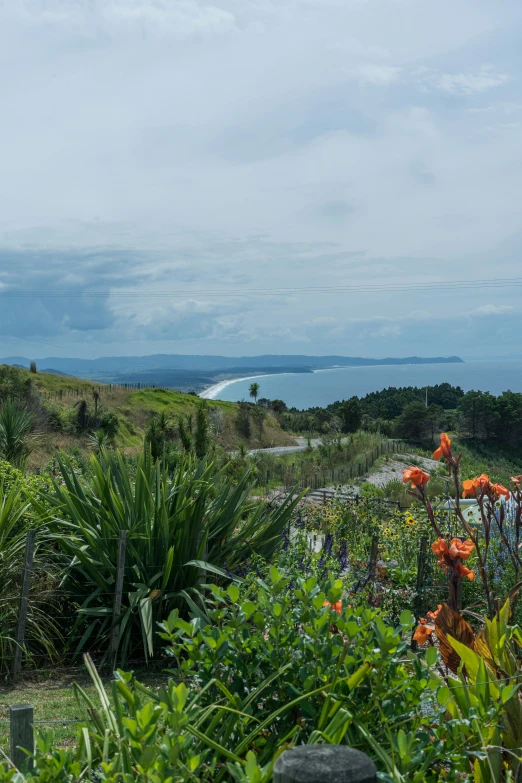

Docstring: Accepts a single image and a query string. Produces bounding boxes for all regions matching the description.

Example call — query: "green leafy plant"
[0,480,60,673]
[37,447,300,663]
[0,398,39,470]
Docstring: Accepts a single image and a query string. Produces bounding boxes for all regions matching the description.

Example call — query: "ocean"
[201,359,522,409]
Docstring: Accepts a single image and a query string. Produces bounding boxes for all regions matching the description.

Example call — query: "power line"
[0,276,521,298]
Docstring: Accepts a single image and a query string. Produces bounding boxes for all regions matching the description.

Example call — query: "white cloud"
[0,0,521,357]
[470,304,515,317]
[347,63,401,86]
[434,67,509,96]
[311,317,338,326]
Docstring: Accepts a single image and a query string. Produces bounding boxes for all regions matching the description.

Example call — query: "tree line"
[258,382,522,450]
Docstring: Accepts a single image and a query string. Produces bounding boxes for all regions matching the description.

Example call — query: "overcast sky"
[1,0,522,359]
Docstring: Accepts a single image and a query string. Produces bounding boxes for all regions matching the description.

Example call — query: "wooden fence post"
[369,534,379,582]
[412,536,428,650]
[10,704,34,771]
[12,530,35,683]
[273,745,376,783]
[110,531,127,667]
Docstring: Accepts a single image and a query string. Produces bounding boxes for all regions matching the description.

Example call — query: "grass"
[16,368,296,467]
[454,438,522,486]
[0,668,166,751]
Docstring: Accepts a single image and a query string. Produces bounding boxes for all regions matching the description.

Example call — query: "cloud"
[433,67,509,96]
[0,0,521,358]
[347,63,401,86]
[470,304,515,317]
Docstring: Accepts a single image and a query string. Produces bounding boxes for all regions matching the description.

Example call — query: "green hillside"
[0,365,295,467]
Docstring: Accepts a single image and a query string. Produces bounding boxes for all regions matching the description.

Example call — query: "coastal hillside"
[0,365,295,467]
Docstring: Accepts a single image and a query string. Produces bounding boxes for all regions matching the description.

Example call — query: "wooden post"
[323,491,327,506]
[10,705,34,771]
[110,530,127,667]
[273,745,376,783]
[12,530,35,683]
[369,534,379,582]
[412,536,428,650]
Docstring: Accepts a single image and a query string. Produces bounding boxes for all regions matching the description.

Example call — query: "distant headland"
[0,353,464,394]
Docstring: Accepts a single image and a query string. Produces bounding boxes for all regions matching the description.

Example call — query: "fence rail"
[39,382,168,400]
[263,439,406,491]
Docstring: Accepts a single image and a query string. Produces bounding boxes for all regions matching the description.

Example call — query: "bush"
[42,447,300,663]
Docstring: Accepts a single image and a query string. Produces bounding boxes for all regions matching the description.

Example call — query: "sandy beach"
[199,373,277,400]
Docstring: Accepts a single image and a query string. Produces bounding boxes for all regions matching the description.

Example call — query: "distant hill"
[0,366,296,467]
[0,353,464,390]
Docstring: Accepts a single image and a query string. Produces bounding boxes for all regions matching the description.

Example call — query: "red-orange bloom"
[462,474,491,498]
[448,538,474,561]
[323,600,342,615]
[457,563,475,581]
[432,537,475,580]
[491,483,510,500]
[426,605,442,623]
[413,617,435,644]
[511,475,521,487]
[433,432,452,461]
[402,466,430,488]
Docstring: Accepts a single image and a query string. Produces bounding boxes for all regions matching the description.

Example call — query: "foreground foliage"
[36,449,300,663]
[4,573,522,781]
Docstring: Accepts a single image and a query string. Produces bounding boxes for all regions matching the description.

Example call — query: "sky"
[1,0,522,360]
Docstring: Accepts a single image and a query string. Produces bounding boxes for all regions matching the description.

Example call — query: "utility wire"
[1,276,522,298]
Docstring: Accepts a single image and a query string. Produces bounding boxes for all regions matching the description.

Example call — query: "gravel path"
[362,453,439,487]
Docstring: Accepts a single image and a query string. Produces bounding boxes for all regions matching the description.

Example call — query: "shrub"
[40,447,300,663]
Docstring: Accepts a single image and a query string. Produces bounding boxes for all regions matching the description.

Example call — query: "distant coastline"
[199,358,467,400]
[200,374,278,400]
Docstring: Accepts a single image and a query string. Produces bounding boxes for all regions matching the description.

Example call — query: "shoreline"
[199,373,279,400]
[199,360,469,400]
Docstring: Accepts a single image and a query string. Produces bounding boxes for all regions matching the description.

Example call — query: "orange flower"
[462,474,491,498]
[426,605,442,623]
[491,483,510,500]
[323,600,342,615]
[457,563,475,581]
[432,537,475,580]
[433,432,452,461]
[448,538,474,561]
[413,618,435,644]
[402,466,430,488]
[511,476,521,487]
[432,538,449,563]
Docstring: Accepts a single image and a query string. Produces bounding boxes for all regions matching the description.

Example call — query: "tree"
[458,391,498,440]
[209,407,224,437]
[395,401,428,443]
[194,404,210,458]
[178,416,192,453]
[29,361,37,374]
[251,406,266,439]
[425,404,445,446]
[249,382,260,404]
[75,400,90,433]
[340,397,362,434]
[236,402,251,438]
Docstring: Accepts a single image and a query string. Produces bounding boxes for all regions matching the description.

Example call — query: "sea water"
[203,359,522,409]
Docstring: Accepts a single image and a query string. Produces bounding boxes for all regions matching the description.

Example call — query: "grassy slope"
[25,370,295,466]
